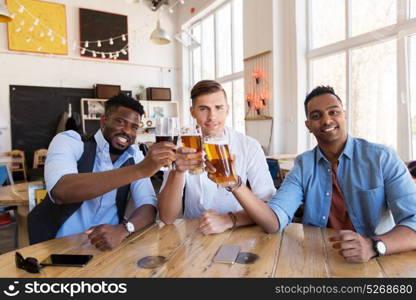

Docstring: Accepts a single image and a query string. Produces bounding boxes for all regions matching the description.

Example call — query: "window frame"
[188,0,244,132]
[307,0,416,159]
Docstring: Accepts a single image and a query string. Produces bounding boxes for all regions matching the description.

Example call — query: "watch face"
[376,241,387,255]
[126,222,135,233]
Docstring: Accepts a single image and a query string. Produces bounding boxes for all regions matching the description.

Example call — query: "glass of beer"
[203,135,238,188]
[155,117,179,171]
[179,122,203,175]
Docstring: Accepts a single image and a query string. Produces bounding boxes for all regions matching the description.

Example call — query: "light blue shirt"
[45,130,156,238]
[268,136,416,236]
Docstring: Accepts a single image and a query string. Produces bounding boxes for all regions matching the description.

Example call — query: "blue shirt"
[45,130,157,238]
[268,136,416,236]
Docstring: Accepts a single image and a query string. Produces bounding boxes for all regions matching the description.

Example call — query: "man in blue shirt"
[29,93,176,250]
[234,86,416,263]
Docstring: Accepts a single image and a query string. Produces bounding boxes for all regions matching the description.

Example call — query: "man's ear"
[305,120,311,133]
[190,105,195,118]
[100,114,107,129]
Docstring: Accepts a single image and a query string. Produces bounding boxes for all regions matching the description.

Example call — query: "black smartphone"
[40,254,93,267]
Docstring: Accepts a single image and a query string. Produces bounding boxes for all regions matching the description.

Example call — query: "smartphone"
[213,245,241,264]
[40,254,93,267]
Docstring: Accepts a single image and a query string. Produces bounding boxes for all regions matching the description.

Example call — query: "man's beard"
[109,143,128,156]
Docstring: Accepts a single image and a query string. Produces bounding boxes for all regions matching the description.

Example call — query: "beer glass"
[203,135,238,188]
[179,122,203,175]
[155,117,179,171]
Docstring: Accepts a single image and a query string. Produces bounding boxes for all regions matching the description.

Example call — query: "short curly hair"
[105,93,144,116]
[304,85,342,116]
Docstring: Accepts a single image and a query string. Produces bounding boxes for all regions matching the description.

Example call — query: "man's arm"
[52,142,176,204]
[158,147,202,224]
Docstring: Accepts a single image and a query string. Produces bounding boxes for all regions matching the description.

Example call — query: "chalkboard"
[10,85,131,169]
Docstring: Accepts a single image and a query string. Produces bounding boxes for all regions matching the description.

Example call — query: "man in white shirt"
[158,80,275,234]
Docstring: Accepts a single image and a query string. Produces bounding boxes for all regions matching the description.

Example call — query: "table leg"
[16,205,29,248]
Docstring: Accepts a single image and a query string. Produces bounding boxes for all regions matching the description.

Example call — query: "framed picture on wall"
[79,8,128,61]
[87,100,105,118]
[7,0,68,55]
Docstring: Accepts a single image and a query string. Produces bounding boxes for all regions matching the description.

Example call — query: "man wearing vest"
[233,86,416,263]
[28,93,176,250]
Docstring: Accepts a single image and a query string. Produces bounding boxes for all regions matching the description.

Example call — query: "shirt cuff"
[268,202,290,232]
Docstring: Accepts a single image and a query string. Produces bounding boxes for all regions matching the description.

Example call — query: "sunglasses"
[15,252,42,273]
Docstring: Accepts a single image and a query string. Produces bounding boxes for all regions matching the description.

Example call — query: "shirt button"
[322,216,326,220]
[327,168,331,172]
[325,192,330,196]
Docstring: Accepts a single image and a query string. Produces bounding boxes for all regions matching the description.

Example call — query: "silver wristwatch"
[123,219,135,236]
[371,238,387,257]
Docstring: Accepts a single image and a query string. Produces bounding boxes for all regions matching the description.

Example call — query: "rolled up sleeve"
[383,148,416,232]
[44,131,83,202]
[130,150,157,209]
[267,158,305,232]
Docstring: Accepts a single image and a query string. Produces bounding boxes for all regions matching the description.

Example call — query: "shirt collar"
[315,134,353,163]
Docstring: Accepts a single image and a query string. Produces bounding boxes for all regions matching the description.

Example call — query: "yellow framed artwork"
[7,0,68,55]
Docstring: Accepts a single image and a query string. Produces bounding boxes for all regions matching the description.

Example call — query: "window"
[189,0,245,133]
[308,0,416,159]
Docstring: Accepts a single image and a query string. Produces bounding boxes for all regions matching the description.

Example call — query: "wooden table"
[0,220,415,278]
[0,181,42,248]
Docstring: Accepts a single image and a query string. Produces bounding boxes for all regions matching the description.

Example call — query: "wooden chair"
[6,150,27,182]
[33,149,48,169]
[0,164,18,251]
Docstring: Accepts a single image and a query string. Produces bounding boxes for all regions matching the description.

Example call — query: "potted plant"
[136,85,146,100]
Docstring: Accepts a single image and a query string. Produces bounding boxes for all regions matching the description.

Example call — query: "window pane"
[216,4,232,77]
[351,40,397,149]
[192,47,201,84]
[409,35,416,158]
[192,23,201,44]
[411,0,416,19]
[233,0,243,73]
[222,82,233,128]
[310,0,345,49]
[351,0,396,37]
[202,15,215,79]
[233,78,245,134]
[310,52,346,105]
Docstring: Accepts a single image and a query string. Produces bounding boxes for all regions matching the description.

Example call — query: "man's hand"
[329,230,376,263]
[199,210,233,235]
[174,147,203,173]
[85,224,128,251]
[137,141,176,177]
[204,154,236,186]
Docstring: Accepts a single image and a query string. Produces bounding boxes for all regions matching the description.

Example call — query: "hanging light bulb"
[39,31,44,38]
[15,27,21,32]
[37,46,42,51]
[85,41,89,48]
[122,34,126,41]
[34,18,39,26]
[180,0,185,4]
[10,13,16,19]
[61,38,66,45]
[29,26,34,32]
[19,20,25,26]
[169,7,173,13]
[97,40,102,47]
[92,51,97,57]
[50,36,55,42]
[101,53,105,58]
[26,37,32,43]
[18,6,25,13]
[121,49,127,55]
[81,48,86,54]
[109,38,114,45]
[109,53,113,59]
[47,29,52,36]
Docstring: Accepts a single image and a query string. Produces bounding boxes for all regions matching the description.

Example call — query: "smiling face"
[190,90,229,137]
[305,93,347,146]
[100,106,140,156]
